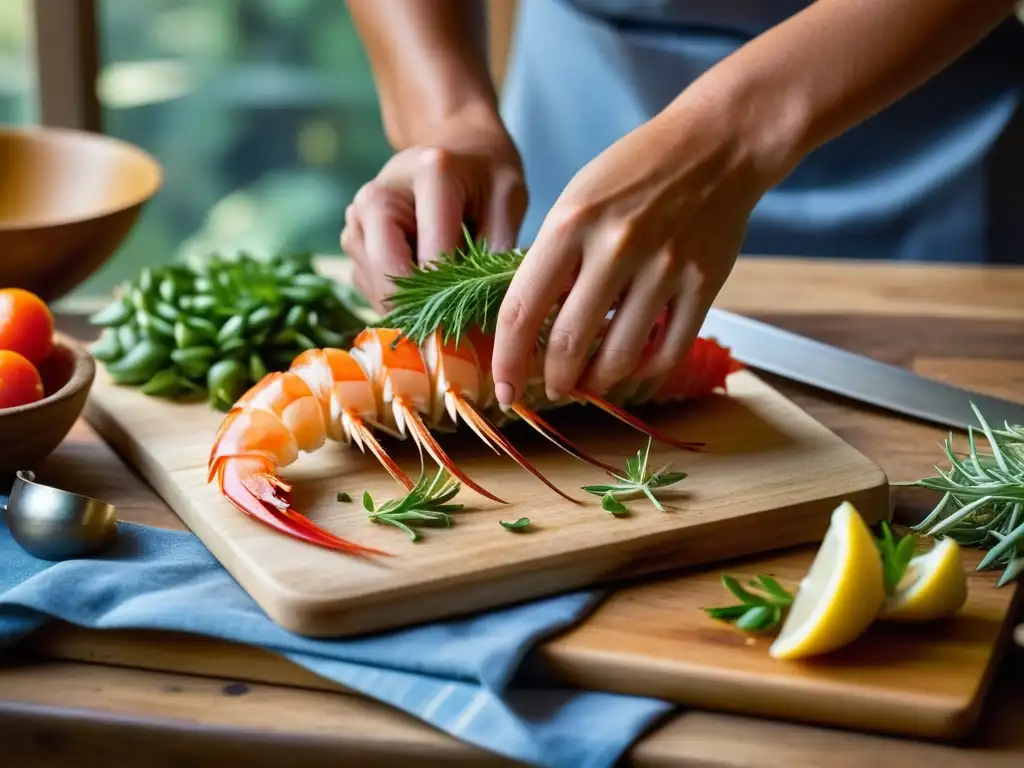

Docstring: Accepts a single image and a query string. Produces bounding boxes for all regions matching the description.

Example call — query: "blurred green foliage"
[1,0,394,296]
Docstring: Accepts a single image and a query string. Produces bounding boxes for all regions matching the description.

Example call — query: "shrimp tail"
[216,456,389,556]
[448,391,578,503]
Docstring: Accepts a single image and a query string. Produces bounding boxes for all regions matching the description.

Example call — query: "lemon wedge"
[769,501,886,660]
[878,536,968,622]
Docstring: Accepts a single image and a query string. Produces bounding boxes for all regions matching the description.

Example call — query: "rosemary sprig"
[893,402,1024,587]
[703,574,795,632]
[360,469,465,542]
[379,224,524,346]
[581,437,688,512]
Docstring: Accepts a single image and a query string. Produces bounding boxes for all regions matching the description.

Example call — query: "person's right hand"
[340,113,527,314]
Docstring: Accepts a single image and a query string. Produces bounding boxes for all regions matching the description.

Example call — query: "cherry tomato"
[0,288,55,367]
[0,350,45,409]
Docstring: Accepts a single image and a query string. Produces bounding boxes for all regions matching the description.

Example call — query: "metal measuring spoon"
[1,470,118,561]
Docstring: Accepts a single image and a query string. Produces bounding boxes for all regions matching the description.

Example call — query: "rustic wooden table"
[3,257,1023,767]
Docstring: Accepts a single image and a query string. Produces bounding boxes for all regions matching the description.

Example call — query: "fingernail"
[545,386,564,403]
[495,382,516,406]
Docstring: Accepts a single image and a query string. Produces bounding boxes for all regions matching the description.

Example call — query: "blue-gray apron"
[500,0,1024,263]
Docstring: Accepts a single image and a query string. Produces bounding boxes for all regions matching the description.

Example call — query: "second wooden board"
[84,366,889,637]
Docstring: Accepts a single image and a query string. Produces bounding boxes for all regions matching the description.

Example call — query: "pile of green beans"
[88,252,367,411]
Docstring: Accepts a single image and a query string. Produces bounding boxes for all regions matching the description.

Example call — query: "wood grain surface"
[19,414,1018,739]
[4,258,1023,768]
[82,363,888,637]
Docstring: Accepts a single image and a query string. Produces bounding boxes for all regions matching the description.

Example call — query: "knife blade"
[699,308,1024,432]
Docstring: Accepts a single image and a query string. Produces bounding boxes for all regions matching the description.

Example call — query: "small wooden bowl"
[0,126,163,302]
[0,333,96,473]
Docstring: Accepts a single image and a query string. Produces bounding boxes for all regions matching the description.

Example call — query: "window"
[78,0,393,297]
[0,0,35,125]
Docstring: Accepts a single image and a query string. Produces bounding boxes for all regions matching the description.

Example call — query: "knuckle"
[546,202,592,240]
[600,219,639,259]
[417,146,454,175]
[598,346,640,382]
[643,352,677,380]
[353,181,387,209]
[497,295,530,334]
[547,326,584,360]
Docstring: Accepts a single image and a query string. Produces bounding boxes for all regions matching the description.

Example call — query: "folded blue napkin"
[0,488,673,768]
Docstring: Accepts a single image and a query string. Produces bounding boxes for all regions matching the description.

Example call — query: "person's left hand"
[490,95,785,407]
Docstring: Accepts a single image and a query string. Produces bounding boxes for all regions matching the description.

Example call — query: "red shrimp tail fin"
[394,399,506,504]
[572,388,705,452]
[345,413,415,491]
[510,403,619,474]
[449,393,578,504]
[217,457,389,556]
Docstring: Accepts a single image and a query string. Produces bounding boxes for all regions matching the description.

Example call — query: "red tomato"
[0,350,45,409]
[0,288,55,367]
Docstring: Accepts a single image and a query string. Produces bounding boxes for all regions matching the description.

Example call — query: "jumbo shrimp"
[207,325,741,554]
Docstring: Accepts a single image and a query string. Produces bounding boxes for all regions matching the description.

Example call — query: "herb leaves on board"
[703,574,795,632]
[893,403,1024,587]
[582,437,687,513]
[500,517,532,531]
[360,469,464,542]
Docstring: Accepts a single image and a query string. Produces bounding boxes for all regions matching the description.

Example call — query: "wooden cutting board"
[28,412,1018,741]
[30,544,1018,740]
[83,363,889,637]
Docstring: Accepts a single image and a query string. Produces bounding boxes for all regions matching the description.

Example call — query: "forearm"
[346,0,501,148]
[670,0,1018,186]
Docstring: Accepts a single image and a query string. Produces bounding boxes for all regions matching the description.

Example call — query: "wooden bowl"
[0,125,163,302]
[0,333,95,473]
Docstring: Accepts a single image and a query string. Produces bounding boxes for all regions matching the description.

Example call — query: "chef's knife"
[699,308,1024,432]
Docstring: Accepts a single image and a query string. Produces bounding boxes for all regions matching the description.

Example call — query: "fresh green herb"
[581,437,687,512]
[601,494,630,517]
[703,574,795,633]
[500,517,531,531]
[892,403,1024,587]
[336,492,352,503]
[362,469,465,541]
[379,224,524,346]
[89,251,366,411]
[875,521,919,596]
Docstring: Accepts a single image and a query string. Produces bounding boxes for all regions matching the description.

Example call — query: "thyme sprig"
[703,574,795,632]
[378,225,524,346]
[581,437,688,513]
[893,403,1024,587]
[360,469,464,542]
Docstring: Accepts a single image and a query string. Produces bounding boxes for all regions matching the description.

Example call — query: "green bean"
[171,346,217,378]
[207,359,248,410]
[89,298,132,327]
[249,353,268,382]
[117,324,139,351]
[106,339,171,385]
[89,328,123,362]
[217,315,246,344]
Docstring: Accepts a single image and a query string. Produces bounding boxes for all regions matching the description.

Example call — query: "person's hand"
[341,113,527,314]
[490,98,782,408]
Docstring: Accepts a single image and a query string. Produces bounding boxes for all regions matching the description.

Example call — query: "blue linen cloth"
[0,488,673,768]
